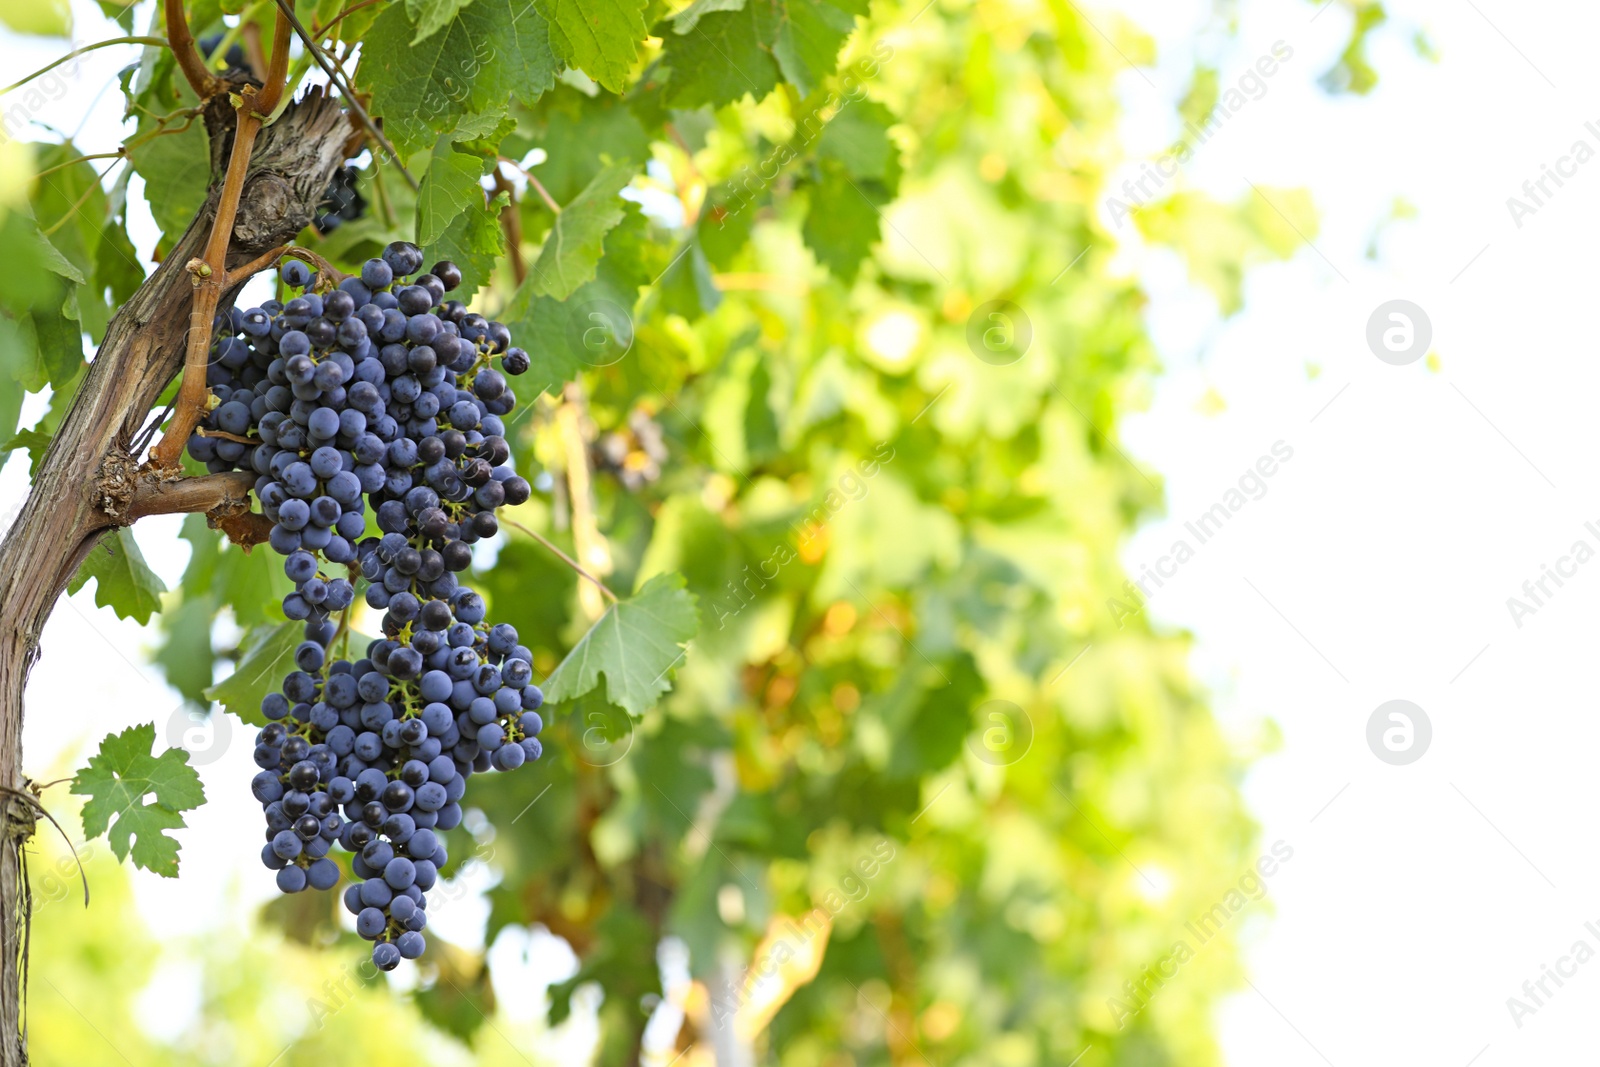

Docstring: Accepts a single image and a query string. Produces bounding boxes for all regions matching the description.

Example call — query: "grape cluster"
[191,242,544,970]
[315,165,367,234]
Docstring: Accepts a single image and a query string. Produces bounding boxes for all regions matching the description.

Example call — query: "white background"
[6,0,1600,1063]
[1115,0,1600,1063]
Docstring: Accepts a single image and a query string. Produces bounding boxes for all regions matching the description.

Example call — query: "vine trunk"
[0,88,349,1064]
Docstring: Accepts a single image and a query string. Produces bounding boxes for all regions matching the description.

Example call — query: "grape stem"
[270,0,420,192]
[500,157,562,215]
[277,246,350,288]
[500,516,621,603]
[163,0,224,100]
[193,427,257,444]
[314,0,386,39]
[0,36,171,98]
[559,383,614,620]
[239,18,269,81]
[226,243,291,284]
[493,167,527,285]
[149,10,293,472]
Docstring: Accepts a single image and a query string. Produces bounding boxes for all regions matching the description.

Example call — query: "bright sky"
[5,0,1600,1063]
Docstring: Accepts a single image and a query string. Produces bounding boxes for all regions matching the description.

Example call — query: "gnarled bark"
[0,87,349,1066]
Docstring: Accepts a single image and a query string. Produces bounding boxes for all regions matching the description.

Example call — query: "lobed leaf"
[542,573,698,717]
[71,724,205,878]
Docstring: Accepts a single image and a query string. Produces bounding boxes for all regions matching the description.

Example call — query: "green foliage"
[364,0,558,157]
[405,0,477,43]
[203,622,303,725]
[760,0,857,94]
[417,140,494,246]
[0,0,70,37]
[536,0,649,92]
[660,0,779,108]
[525,161,637,298]
[801,158,883,282]
[70,723,205,877]
[542,572,698,716]
[1136,187,1319,314]
[0,0,1339,1060]
[68,528,167,625]
[422,189,507,302]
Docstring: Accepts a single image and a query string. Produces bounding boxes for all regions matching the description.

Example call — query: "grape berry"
[192,243,540,971]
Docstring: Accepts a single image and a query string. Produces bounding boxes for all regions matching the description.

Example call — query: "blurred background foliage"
[0,0,1396,1063]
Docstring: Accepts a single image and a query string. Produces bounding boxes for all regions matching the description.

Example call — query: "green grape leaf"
[27,190,100,353]
[0,213,77,313]
[520,87,649,204]
[542,572,698,716]
[155,594,218,706]
[363,5,494,157]
[0,427,51,476]
[313,214,407,266]
[68,528,166,625]
[417,142,490,246]
[817,99,899,182]
[546,904,661,1025]
[698,185,757,266]
[672,0,746,33]
[536,0,648,93]
[802,158,882,282]
[28,287,86,390]
[407,0,477,41]
[0,362,81,476]
[127,120,209,245]
[494,285,582,390]
[0,317,25,444]
[28,229,85,286]
[755,0,857,96]
[29,145,105,290]
[367,0,557,157]
[497,204,652,390]
[527,162,635,299]
[654,237,721,318]
[96,0,135,31]
[661,6,776,108]
[479,0,561,103]
[70,723,205,878]
[92,213,143,341]
[176,513,290,627]
[453,108,520,156]
[424,191,508,302]
[203,621,304,726]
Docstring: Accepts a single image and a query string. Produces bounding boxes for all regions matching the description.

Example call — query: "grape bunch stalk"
[190,241,543,970]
